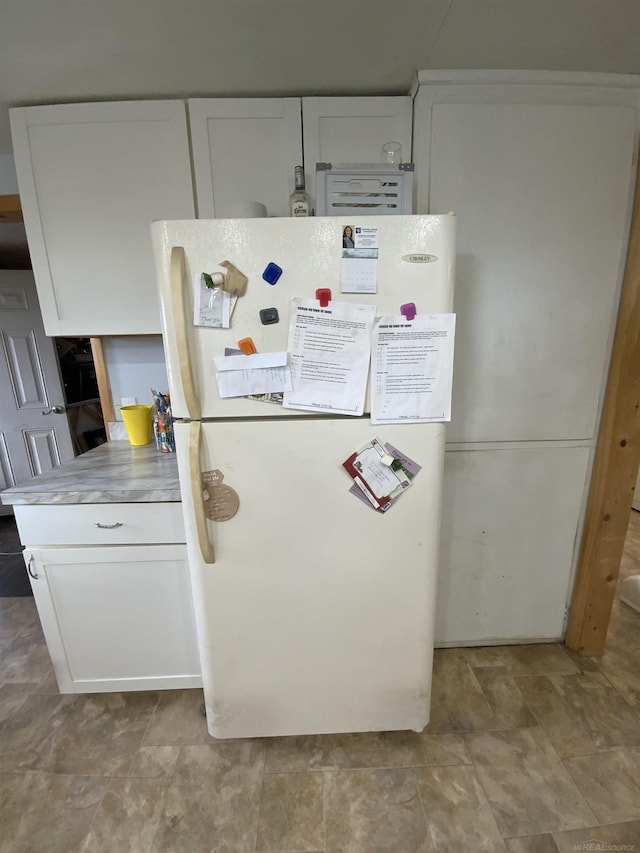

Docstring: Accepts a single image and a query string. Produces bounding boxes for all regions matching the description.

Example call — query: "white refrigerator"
[152,215,455,739]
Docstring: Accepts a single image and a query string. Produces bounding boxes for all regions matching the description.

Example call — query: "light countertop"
[0,441,181,505]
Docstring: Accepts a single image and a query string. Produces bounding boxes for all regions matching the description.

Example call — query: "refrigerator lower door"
[175,418,445,739]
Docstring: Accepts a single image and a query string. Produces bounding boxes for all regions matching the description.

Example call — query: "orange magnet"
[237,337,257,355]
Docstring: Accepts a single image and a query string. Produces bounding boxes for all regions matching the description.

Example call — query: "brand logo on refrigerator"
[402,254,438,263]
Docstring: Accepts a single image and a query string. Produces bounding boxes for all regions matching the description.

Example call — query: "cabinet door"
[302,96,413,206]
[26,545,201,693]
[11,101,195,336]
[415,95,636,442]
[189,98,302,218]
[437,445,590,645]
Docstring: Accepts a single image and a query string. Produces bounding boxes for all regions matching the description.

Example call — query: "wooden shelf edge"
[0,194,23,223]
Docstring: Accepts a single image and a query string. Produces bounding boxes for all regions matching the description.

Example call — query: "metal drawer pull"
[27,555,38,579]
[95,522,123,529]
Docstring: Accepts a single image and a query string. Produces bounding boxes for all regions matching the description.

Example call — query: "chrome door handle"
[95,522,123,529]
[27,555,38,579]
[42,405,65,415]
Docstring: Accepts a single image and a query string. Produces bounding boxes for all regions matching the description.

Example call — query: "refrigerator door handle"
[171,245,201,420]
[189,420,216,564]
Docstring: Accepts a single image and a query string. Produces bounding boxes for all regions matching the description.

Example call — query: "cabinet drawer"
[14,502,185,546]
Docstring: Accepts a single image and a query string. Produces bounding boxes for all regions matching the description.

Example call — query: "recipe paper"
[214,351,292,399]
[371,313,456,424]
[194,268,231,328]
[283,298,376,416]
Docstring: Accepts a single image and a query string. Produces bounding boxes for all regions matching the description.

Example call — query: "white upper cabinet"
[302,96,413,207]
[10,101,195,336]
[189,98,303,218]
[413,73,638,443]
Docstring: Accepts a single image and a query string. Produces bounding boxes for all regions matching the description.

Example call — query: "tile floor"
[1,517,640,852]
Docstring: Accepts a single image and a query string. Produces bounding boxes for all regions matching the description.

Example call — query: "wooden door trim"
[90,337,114,440]
[566,160,640,655]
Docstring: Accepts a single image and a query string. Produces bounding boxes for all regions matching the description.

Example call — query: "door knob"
[41,405,65,415]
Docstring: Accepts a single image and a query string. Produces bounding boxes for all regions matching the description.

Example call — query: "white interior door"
[0,270,74,509]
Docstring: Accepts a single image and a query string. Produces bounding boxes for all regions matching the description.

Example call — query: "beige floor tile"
[549,672,640,749]
[504,836,559,852]
[80,777,168,852]
[256,772,324,852]
[464,644,579,676]
[324,768,432,853]
[427,649,496,732]
[0,692,64,771]
[128,745,182,778]
[0,682,31,724]
[264,730,424,772]
[465,728,596,836]
[17,692,160,776]
[154,741,264,852]
[0,770,108,853]
[514,676,601,757]
[0,619,53,683]
[563,748,640,824]
[507,645,581,676]
[418,733,472,766]
[415,765,506,852]
[472,666,538,729]
[0,597,39,636]
[143,689,210,745]
[552,820,640,852]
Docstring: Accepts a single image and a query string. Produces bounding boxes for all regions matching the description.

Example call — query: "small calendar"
[340,225,379,294]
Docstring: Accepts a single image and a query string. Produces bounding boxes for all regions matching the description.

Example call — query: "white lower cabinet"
[437,445,591,645]
[16,505,202,693]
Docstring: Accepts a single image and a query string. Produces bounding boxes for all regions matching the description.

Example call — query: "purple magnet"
[400,302,417,321]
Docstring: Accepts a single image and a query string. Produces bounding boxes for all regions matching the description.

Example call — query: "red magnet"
[400,302,417,321]
[316,288,331,307]
[237,337,257,355]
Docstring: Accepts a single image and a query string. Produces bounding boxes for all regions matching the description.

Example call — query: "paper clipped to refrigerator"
[213,351,292,399]
[283,297,376,416]
[371,313,456,424]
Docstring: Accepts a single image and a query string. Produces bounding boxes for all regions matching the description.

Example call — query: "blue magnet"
[262,262,283,285]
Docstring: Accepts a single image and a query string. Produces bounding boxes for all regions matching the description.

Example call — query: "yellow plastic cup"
[120,404,153,446]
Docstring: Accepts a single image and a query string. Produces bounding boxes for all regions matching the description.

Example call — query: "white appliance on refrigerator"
[152,215,455,739]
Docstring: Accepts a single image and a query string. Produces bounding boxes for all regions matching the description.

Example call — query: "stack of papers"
[214,352,292,399]
[342,438,421,513]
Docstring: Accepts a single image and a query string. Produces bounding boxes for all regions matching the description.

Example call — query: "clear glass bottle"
[289,166,310,217]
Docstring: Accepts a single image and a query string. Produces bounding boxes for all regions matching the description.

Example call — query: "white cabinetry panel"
[437,446,590,645]
[26,544,201,693]
[302,96,413,207]
[424,101,636,443]
[15,501,185,546]
[189,98,302,218]
[11,101,195,335]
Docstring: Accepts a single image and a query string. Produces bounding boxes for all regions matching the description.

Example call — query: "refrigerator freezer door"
[175,417,445,739]
[153,215,455,420]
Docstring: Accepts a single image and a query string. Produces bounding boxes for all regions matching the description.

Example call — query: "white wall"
[0,154,19,193]
[102,336,168,418]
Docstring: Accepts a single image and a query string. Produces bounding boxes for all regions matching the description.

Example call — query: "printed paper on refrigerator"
[283,298,376,416]
[371,313,456,424]
[214,351,292,398]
